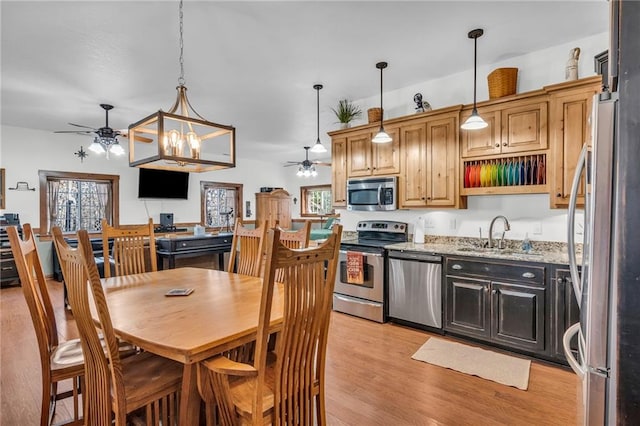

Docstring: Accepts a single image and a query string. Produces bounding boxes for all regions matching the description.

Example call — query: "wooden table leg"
[179,363,201,425]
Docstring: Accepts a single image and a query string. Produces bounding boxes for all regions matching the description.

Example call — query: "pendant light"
[372,61,392,143]
[461,28,488,130]
[309,84,327,153]
[128,0,236,172]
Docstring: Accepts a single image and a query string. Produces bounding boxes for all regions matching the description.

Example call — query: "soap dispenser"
[522,233,532,253]
[414,217,425,244]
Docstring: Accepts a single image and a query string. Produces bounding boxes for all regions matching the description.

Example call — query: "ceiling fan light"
[310,140,326,153]
[461,110,488,130]
[109,142,125,156]
[89,139,106,153]
[372,129,392,144]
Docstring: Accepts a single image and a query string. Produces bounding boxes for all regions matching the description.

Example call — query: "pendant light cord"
[379,65,384,130]
[316,86,320,143]
[178,0,185,86]
[473,35,477,109]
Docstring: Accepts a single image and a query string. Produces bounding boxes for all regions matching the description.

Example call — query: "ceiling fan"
[54,103,152,143]
[284,146,331,177]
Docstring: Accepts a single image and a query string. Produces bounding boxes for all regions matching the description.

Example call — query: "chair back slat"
[227,219,267,277]
[254,225,342,425]
[101,218,157,278]
[54,228,127,425]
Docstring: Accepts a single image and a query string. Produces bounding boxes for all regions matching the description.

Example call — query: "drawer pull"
[522,272,535,279]
[2,267,14,271]
[451,264,463,270]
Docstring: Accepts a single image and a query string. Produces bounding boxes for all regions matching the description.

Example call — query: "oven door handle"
[339,250,382,257]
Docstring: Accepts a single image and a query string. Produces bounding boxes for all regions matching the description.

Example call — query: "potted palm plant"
[331,99,362,129]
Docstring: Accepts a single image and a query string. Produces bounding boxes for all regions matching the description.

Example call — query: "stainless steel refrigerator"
[564,1,640,423]
[564,92,617,425]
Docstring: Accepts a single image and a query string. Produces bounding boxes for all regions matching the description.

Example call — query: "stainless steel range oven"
[333,220,408,323]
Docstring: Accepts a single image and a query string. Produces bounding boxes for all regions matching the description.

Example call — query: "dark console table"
[156,234,233,270]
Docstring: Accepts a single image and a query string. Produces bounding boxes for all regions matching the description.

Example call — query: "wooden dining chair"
[55,228,183,426]
[274,220,311,283]
[199,224,343,426]
[7,223,84,426]
[101,218,157,278]
[228,219,268,277]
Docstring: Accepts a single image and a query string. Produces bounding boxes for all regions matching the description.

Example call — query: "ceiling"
[1,1,608,164]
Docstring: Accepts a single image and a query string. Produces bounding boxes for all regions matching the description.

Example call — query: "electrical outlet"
[533,222,542,235]
[449,219,457,230]
[424,217,435,228]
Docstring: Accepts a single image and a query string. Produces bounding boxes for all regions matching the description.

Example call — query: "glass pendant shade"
[461,108,488,130]
[372,130,393,143]
[310,139,326,153]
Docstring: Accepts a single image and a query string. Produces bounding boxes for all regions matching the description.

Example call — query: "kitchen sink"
[455,247,543,257]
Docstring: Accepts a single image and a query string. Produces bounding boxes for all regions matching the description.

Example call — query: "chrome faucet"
[488,215,511,249]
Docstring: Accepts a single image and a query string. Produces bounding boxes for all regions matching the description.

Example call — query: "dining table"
[92,267,284,425]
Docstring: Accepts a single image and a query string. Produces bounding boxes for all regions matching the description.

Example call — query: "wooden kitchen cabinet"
[445,257,547,355]
[346,127,400,177]
[255,189,291,229]
[547,76,601,208]
[461,97,548,158]
[400,108,463,208]
[331,137,347,207]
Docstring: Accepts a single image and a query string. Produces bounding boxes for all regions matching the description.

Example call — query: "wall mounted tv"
[138,169,189,199]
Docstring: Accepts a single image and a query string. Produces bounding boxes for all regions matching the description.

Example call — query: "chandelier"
[128,0,236,172]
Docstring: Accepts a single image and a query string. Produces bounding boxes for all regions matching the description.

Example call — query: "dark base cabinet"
[491,281,546,353]
[445,276,490,339]
[444,257,548,358]
[551,267,580,362]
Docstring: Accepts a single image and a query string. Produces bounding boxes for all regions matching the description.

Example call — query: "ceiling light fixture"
[295,146,318,178]
[128,0,236,172]
[372,62,392,144]
[310,84,327,154]
[85,104,125,158]
[461,28,488,130]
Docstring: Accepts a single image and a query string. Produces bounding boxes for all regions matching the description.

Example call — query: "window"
[201,181,243,232]
[300,185,332,216]
[39,170,119,236]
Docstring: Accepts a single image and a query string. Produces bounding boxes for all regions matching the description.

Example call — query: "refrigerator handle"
[563,322,586,379]
[567,143,588,308]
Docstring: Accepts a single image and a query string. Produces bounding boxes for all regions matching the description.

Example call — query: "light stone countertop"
[340,232,580,265]
[384,242,575,265]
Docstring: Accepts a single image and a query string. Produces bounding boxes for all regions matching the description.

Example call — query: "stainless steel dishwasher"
[387,250,443,329]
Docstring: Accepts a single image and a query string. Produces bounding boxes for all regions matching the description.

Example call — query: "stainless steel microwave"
[346,176,397,211]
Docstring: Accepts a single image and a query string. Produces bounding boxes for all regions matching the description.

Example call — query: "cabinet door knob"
[451,264,463,270]
[503,142,508,147]
[495,143,500,148]
[522,272,535,279]
[492,289,498,295]
[557,193,563,197]
[426,197,431,200]
[556,277,565,284]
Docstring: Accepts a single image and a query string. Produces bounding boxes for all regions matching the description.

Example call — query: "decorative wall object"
[566,47,581,80]
[74,146,88,162]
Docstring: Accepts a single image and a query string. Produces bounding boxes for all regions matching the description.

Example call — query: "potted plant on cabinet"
[331,99,362,129]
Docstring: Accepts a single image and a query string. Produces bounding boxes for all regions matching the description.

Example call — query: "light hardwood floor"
[1,280,579,425]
